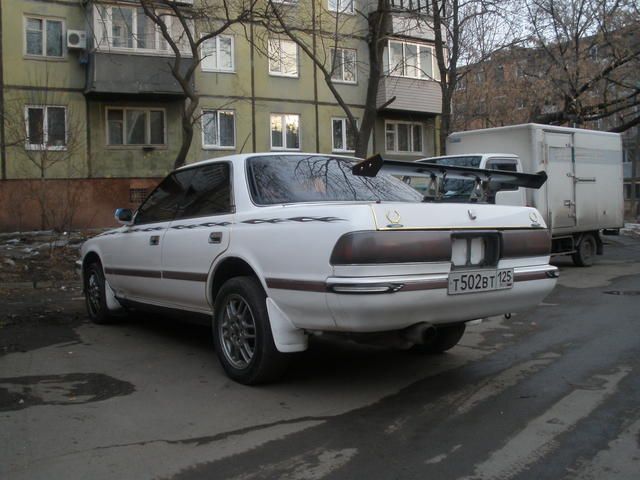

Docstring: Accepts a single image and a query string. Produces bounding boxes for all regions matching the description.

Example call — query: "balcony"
[377,76,442,114]
[85,52,194,97]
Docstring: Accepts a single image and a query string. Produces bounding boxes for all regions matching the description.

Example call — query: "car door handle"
[149,235,160,246]
[209,232,223,244]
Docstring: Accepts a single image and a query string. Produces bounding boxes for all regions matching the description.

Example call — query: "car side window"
[135,170,195,225]
[176,163,232,219]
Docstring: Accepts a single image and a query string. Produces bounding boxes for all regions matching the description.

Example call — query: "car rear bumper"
[323,265,558,332]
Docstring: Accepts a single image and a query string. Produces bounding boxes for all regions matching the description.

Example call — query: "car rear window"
[247,155,423,205]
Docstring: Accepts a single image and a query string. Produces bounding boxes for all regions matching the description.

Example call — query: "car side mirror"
[114,208,134,225]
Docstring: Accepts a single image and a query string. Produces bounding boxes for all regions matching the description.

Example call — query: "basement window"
[129,188,149,204]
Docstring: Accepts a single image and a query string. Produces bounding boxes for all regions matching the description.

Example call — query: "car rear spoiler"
[352,154,547,202]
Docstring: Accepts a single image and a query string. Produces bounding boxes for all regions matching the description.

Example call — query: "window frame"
[23,16,65,59]
[268,38,299,78]
[93,4,192,56]
[270,113,301,151]
[330,47,358,84]
[331,117,357,153]
[200,34,235,73]
[328,0,355,14]
[24,105,68,151]
[384,121,423,154]
[387,40,434,80]
[105,107,167,147]
[201,109,236,150]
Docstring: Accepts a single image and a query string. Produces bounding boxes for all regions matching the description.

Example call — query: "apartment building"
[0,0,443,231]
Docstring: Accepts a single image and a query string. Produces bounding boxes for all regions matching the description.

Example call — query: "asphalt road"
[1,236,640,480]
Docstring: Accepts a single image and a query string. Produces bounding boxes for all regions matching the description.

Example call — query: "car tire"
[84,262,117,324]
[411,323,466,354]
[213,276,289,385]
[572,233,596,267]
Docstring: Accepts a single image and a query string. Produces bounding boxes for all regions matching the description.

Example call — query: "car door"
[160,162,233,312]
[545,132,577,230]
[104,169,195,304]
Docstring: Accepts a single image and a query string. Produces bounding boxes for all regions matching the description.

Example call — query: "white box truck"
[434,124,623,266]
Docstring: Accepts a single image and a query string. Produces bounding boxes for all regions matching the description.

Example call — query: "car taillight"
[330,231,452,265]
[501,229,551,257]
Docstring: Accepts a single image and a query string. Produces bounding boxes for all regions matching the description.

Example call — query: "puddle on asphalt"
[0,373,135,411]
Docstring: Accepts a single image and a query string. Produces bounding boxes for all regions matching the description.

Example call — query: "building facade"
[0,0,443,231]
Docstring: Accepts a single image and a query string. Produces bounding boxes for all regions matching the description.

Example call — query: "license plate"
[448,269,514,295]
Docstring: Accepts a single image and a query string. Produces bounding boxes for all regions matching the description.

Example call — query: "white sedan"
[80,153,558,384]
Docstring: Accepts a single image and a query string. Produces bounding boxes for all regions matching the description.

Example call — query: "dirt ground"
[0,230,93,356]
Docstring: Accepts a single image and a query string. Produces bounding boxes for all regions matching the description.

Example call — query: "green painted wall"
[2,0,441,181]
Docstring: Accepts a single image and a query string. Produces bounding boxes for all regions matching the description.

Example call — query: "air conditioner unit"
[67,30,87,49]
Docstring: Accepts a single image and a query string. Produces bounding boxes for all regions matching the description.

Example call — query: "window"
[106,108,166,146]
[475,70,485,84]
[516,98,526,110]
[135,170,195,225]
[495,65,504,83]
[176,163,232,219]
[385,122,422,153]
[25,17,63,58]
[390,0,429,12]
[328,0,354,14]
[25,106,66,150]
[270,114,300,150]
[330,48,357,83]
[201,35,234,72]
[456,77,467,91]
[332,118,357,152]
[387,41,433,79]
[94,5,190,54]
[268,39,298,77]
[202,110,235,149]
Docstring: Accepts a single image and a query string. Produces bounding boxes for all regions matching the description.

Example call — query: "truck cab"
[404,154,526,207]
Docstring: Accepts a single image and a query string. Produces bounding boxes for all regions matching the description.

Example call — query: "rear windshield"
[247,155,423,205]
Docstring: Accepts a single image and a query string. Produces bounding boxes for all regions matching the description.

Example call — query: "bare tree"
[132,0,256,168]
[430,0,523,152]
[2,69,87,231]
[525,0,640,132]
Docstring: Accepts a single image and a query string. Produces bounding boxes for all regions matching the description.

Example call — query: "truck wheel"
[213,276,289,385]
[572,233,596,267]
[84,262,117,324]
[411,324,466,354]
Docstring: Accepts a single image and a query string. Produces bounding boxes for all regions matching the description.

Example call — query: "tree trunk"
[174,98,198,169]
[354,9,385,159]
[355,47,382,158]
[439,88,452,155]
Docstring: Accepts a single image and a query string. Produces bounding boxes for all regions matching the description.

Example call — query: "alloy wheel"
[219,294,257,369]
